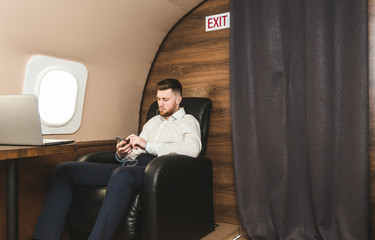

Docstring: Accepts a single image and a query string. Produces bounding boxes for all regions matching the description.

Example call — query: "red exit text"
[205,12,230,32]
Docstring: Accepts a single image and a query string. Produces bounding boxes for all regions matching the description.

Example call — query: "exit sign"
[205,12,230,32]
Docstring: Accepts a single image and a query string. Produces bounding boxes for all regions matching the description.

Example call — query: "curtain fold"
[230,1,369,239]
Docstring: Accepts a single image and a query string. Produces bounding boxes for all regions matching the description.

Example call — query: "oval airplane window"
[38,70,78,126]
[23,55,88,134]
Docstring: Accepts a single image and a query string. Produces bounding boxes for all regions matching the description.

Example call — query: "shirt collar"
[166,107,186,121]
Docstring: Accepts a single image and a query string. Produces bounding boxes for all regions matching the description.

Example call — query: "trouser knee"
[50,161,76,182]
[109,168,134,189]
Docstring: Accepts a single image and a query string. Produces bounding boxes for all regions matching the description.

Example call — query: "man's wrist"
[115,152,124,163]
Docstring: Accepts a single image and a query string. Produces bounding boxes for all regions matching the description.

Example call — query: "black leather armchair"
[68,97,215,240]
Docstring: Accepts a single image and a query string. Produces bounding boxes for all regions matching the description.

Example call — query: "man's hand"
[116,140,132,159]
[116,134,147,159]
[126,134,146,150]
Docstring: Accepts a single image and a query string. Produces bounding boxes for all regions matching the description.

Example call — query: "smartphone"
[115,136,129,143]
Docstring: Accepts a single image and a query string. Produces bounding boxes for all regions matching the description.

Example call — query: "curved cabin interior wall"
[140,0,238,226]
[0,0,202,141]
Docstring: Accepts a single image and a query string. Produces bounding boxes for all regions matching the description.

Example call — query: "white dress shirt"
[119,107,202,162]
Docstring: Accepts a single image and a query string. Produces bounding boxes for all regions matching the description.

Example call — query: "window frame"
[23,55,88,135]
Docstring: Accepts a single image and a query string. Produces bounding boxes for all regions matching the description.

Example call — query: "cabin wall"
[0,0,195,141]
[140,0,239,226]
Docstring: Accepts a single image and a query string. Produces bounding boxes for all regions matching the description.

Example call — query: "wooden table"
[0,144,77,240]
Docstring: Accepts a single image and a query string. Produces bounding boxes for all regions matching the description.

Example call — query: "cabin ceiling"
[0,0,203,62]
[168,0,203,10]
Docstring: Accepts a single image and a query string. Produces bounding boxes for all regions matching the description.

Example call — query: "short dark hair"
[156,78,182,96]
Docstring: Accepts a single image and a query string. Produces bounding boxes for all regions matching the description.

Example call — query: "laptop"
[0,94,75,146]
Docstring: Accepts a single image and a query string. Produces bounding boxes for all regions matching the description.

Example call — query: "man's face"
[157,89,181,118]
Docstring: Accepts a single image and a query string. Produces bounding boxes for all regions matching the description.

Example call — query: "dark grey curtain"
[230,1,369,239]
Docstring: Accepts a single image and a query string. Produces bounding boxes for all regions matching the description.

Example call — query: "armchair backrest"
[146,97,212,156]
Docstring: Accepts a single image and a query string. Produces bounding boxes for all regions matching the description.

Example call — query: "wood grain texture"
[0,144,77,161]
[140,0,240,225]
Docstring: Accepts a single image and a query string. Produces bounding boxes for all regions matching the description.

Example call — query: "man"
[32,78,201,240]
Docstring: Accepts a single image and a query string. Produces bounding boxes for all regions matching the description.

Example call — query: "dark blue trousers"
[32,153,155,240]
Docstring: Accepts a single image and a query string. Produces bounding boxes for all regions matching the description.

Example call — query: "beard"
[159,105,177,118]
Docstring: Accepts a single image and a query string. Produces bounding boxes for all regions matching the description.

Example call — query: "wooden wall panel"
[140,0,240,225]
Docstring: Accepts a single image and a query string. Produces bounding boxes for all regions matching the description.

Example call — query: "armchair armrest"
[141,154,214,240]
[75,150,117,164]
